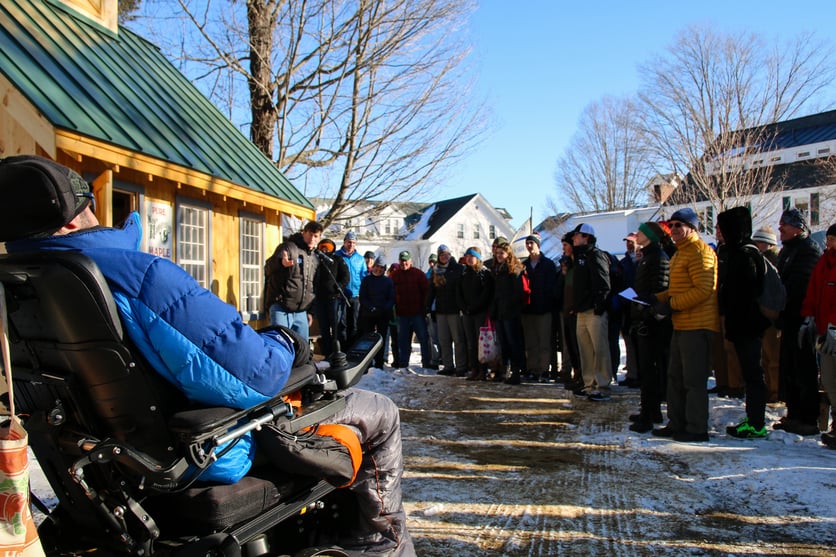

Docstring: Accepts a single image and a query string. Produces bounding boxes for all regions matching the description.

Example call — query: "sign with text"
[146,200,172,259]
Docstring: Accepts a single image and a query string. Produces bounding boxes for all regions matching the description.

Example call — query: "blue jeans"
[397,314,430,368]
[269,303,309,339]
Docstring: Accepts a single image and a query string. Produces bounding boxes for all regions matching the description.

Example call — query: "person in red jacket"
[799,223,836,449]
[390,251,431,368]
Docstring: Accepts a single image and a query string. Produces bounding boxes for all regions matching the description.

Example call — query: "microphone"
[315,249,334,263]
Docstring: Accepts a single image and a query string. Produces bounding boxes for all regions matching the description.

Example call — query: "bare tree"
[638,25,836,216]
[552,96,657,213]
[127,0,484,228]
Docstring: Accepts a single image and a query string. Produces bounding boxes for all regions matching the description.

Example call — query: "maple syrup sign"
[146,200,173,259]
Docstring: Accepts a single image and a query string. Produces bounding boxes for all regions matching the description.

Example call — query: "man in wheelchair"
[0,155,414,556]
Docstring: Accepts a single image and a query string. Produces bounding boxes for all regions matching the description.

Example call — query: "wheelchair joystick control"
[329,350,348,371]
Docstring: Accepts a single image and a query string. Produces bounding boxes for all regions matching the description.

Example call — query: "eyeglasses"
[670,222,687,228]
[77,191,96,212]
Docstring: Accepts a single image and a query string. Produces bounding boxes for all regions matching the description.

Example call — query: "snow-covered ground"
[29,343,836,556]
[353,346,836,556]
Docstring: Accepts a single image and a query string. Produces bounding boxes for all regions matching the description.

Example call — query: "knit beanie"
[669,207,699,229]
[752,226,777,246]
[780,208,807,231]
[639,222,665,244]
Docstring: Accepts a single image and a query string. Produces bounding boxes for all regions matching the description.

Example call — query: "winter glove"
[652,300,671,320]
[797,316,816,349]
[820,323,836,354]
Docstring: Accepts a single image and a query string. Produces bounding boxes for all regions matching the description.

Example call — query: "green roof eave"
[0,0,312,211]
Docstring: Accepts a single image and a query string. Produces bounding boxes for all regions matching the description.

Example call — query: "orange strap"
[312,424,362,487]
[283,390,303,411]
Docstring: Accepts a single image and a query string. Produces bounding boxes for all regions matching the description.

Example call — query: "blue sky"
[445,1,836,228]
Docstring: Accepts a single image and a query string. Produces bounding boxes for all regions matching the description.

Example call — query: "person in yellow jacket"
[649,207,720,442]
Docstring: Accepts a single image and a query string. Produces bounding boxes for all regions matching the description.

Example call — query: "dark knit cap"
[639,222,665,245]
[669,207,699,229]
[780,208,807,231]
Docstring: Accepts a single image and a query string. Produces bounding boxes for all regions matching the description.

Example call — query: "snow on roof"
[405,203,436,240]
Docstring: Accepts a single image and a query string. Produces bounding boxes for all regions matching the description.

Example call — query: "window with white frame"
[489,225,496,240]
[473,224,480,239]
[177,202,210,288]
[240,214,264,318]
[457,223,465,239]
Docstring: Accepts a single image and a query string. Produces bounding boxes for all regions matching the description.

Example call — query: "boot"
[822,428,836,449]
[504,370,521,385]
[465,369,484,381]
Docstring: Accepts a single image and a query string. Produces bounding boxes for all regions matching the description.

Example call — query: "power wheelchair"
[0,250,382,557]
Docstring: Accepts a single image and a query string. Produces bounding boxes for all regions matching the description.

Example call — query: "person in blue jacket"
[336,231,368,346]
[0,155,414,557]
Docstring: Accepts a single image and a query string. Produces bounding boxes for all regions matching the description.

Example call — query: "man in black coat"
[717,207,771,438]
[775,208,822,435]
[571,224,612,400]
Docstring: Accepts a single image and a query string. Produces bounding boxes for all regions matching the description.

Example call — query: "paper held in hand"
[618,287,649,306]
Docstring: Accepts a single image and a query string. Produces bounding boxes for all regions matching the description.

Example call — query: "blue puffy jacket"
[7,212,296,483]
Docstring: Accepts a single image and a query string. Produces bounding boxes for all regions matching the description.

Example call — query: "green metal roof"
[0,0,312,210]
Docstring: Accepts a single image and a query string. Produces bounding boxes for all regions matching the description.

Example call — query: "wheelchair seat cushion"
[145,470,320,532]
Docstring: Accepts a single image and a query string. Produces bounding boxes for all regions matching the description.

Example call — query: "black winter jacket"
[716,207,770,341]
[315,253,350,301]
[522,254,557,315]
[570,243,610,314]
[630,242,670,324]
[264,233,319,313]
[491,263,525,320]
[777,233,822,327]
[456,266,494,316]
[428,260,464,314]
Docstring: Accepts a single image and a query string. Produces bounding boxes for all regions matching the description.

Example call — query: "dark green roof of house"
[0,0,312,209]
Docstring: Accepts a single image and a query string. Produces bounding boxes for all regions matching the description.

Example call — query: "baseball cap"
[573,223,596,236]
[399,250,411,261]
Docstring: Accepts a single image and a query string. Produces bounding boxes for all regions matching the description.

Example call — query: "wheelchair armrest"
[325,332,383,388]
[169,395,348,446]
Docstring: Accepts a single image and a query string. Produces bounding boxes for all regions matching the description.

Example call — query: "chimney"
[61,0,118,34]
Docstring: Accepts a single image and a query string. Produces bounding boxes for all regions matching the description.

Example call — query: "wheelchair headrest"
[0,155,93,242]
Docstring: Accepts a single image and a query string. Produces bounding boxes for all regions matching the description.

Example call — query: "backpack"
[743,245,786,322]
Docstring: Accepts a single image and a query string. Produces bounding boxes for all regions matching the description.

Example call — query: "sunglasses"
[669,222,687,228]
[77,191,96,212]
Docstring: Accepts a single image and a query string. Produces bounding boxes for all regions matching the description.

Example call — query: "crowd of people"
[264,205,836,450]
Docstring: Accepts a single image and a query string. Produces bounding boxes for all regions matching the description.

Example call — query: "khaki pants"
[712,319,743,390]
[576,310,612,390]
[761,326,781,402]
